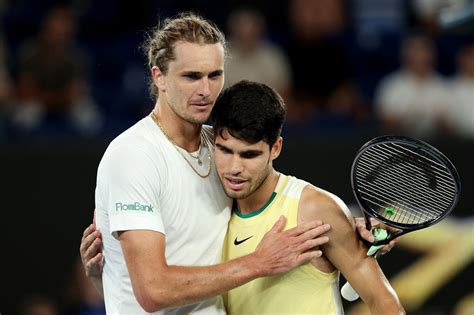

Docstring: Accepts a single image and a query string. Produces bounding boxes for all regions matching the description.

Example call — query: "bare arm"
[120,216,330,312]
[299,187,405,315]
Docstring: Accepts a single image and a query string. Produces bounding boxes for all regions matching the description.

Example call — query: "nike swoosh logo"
[234,236,253,245]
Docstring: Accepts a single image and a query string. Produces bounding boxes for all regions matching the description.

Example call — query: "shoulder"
[298,185,353,227]
[99,119,162,175]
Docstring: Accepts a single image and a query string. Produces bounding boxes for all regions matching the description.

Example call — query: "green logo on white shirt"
[115,202,154,212]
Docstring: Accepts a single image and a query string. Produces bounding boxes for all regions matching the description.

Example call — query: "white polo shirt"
[95,117,231,314]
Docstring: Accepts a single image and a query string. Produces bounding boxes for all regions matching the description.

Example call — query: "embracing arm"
[120,216,329,312]
[299,187,404,315]
[80,222,104,295]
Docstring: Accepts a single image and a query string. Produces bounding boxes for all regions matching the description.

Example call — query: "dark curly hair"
[212,80,286,147]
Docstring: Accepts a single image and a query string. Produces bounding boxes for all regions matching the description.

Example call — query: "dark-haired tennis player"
[213,81,403,314]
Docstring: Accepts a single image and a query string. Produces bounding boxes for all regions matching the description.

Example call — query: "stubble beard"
[174,103,212,125]
[223,167,271,201]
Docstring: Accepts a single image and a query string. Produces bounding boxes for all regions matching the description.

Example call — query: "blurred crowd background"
[0,0,473,314]
[0,0,473,142]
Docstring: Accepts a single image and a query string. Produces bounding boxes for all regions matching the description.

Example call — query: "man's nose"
[198,78,211,98]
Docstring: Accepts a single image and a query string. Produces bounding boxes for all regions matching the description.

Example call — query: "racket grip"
[341,281,359,301]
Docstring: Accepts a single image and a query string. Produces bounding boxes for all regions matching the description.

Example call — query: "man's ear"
[271,137,283,161]
[152,66,166,93]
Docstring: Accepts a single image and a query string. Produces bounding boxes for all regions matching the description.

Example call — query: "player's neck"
[236,170,280,215]
[153,101,202,152]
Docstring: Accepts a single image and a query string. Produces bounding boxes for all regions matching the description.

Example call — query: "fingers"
[254,219,331,276]
[85,237,102,258]
[80,226,102,257]
[285,219,324,237]
[297,249,323,264]
[369,217,379,227]
[370,218,399,234]
[86,251,103,270]
[85,253,102,270]
[84,251,104,277]
[294,223,330,253]
[80,224,95,254]
[296,235,330,252]
[356,220,375,243]
[82,223,95,239]
[382,240,397,253]
[269,215,287,234]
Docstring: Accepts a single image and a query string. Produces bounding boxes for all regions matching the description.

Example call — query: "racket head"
[351,135,461,232]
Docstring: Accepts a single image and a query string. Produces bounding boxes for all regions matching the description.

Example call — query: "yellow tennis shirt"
[222,174,343,315]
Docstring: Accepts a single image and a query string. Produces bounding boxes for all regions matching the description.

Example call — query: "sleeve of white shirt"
[97,143,165,238]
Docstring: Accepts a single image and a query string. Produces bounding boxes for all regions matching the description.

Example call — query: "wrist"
[240,251,266,278]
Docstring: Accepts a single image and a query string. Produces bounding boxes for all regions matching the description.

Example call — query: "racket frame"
[351,135,461,245]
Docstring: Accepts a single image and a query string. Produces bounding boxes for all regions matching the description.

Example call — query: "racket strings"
[356,174,444,217]
[357,179,439,224]
[359,192,433,224]
[379,144,458,196]
[357,160,454,208]
[363,144,458,197]
[355,143,458,226]
[372,144,455,189]
[357,158,455,209]
[379,143,457,191]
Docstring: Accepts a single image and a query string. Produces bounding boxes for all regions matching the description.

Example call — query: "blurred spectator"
[412,0,449,33]
[351,0,407,50]
[445,43,474,139]
[374,33,448,139]
[224,8,292,101]
[19,295,58,315]
[285,0,370,133]
[63,257,105,315]
[11,5,102,139]
[287,0,350,117]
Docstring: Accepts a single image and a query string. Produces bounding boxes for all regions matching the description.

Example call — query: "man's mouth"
[190,101,211,107]
[225,177,247,190]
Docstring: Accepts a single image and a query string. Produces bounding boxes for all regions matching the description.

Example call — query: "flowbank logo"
[115,202,154,212]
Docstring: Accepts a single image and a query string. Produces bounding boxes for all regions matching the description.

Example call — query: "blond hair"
[144,12,227,98]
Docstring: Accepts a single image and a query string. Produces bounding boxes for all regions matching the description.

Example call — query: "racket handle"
[341,281,359,301]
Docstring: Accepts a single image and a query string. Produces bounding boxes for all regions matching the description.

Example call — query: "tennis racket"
[341,135,461,301]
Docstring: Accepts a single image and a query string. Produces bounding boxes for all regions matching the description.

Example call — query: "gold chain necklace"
[187,139,203,164]
[150,111,212,178]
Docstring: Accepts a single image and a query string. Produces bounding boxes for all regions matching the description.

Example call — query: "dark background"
[0,0,473,314]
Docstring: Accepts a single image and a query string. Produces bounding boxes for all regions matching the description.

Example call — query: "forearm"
[365,291,405,315]
[344,259,405,315]
[133,254,262,312]
[123,219,329,312]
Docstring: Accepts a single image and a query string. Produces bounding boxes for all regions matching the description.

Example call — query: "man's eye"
[184,74,200,80]
[241,152,258,159]
[209,72,222,79]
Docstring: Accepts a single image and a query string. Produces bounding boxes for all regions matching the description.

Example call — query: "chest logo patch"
[234,235,253,245]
